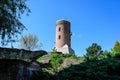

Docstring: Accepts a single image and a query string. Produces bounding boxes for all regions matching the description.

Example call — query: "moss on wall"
[0,47,47,61]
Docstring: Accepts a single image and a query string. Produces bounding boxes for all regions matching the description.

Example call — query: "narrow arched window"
[58,27,61,32]
[58,35,61,40]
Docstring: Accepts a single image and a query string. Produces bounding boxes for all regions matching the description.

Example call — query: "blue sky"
[12,0,120,56]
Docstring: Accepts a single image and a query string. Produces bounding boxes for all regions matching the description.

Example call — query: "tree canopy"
[111,40,120,56]
[84,43,103,61]
[20,34,41,50]
[0,0,30,45]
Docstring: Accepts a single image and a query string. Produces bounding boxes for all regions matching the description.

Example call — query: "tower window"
[58,35,61,40]
[58,27,61,32]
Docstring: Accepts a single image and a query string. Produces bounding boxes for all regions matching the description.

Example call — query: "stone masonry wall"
[0,47,47,61]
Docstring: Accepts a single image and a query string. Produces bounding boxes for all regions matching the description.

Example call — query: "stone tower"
[54,20,74,54]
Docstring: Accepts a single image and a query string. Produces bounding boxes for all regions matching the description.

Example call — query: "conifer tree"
[84,43,103,61]
[111,40,120,55]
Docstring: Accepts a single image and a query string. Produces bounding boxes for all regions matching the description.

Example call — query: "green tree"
[111,40,120,56]
[20,34,41,50]
[0,0,30,45]
[84,43,103,61]
[103,50,111,59]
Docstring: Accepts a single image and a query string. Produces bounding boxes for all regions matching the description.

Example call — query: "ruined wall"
[0,47,47,61]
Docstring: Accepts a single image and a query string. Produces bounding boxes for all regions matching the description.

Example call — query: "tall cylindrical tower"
[55,20,71,48]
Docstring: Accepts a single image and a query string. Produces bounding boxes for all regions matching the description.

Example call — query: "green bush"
[55,57,120,80]
[36,56,43,61]
[50,53,63,71]
[49,52,78,71]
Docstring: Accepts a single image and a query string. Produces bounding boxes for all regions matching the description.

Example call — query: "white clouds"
[72,32,82,39]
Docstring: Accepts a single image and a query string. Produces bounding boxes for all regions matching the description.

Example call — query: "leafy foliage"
[20,34,41,50]
[111,40,120,56]
[55,57,120,80]
[0,0,30,45]
[50,53,63,71]
[84,43,103,61]
[49,52,77,71]
[37,52,80,72]
[103,50,111,59]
